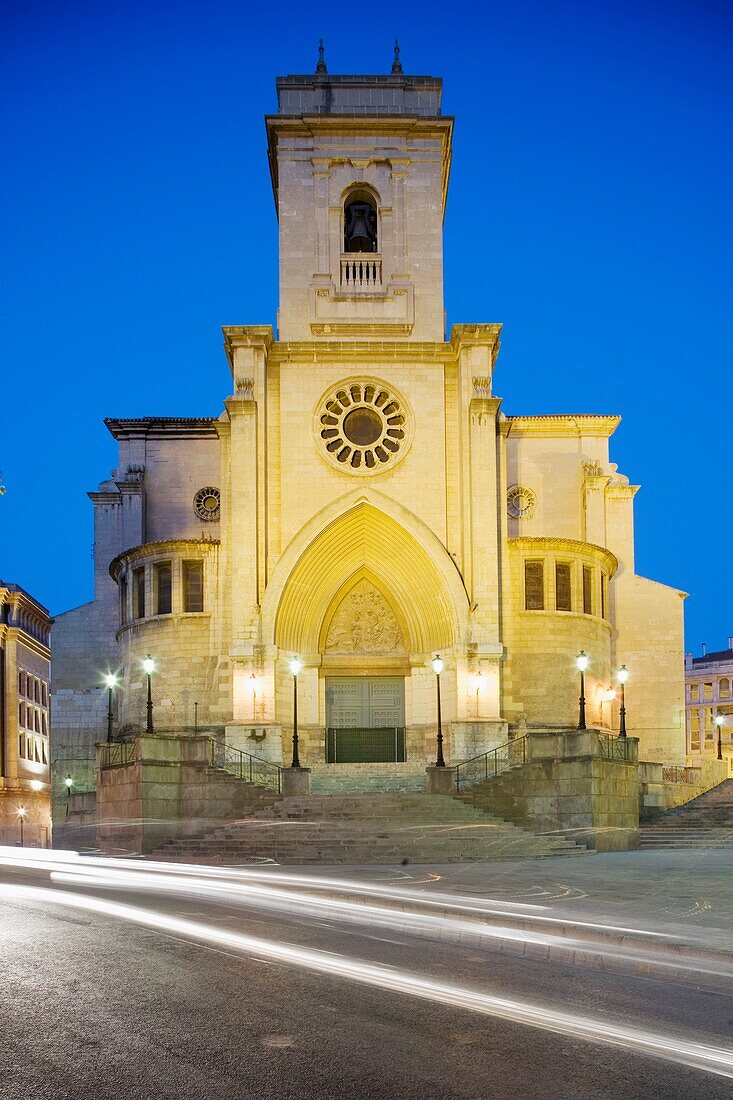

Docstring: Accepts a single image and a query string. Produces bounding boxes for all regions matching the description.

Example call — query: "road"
[1,849,732,1099]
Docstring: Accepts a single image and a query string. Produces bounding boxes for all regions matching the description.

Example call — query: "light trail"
[0,848,671,940]
[42,862,732,982]
[2,882,732,1081]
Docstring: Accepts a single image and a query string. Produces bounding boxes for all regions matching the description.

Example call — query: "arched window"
[720,677,731,699]
[344,190,378,253]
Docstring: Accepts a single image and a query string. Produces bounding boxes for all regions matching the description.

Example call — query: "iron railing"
[454,736,527,792]
[99,741,135,768]
[326,727,406,764]
[598,735,634,763]
[208,739,282,793]
[662,765,696,784]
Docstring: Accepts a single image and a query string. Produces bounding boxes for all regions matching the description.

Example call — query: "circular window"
[194,486,221,521]
[316,380,412,474]
[507,485,536,519]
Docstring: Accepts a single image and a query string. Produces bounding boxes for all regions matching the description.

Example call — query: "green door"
[325,678,405,762]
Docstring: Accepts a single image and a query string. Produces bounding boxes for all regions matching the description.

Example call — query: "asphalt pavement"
[2,849,732,1100]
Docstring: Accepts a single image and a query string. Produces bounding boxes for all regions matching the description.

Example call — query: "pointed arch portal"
[271,501,463,657]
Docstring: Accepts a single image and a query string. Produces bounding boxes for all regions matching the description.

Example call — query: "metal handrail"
[208,738,282,794]
[662,765,696,784]
[598,735,634,763]
[99,741,135,768]
[454,736,528,792]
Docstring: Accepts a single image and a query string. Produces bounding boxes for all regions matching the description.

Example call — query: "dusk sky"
[2,0,731,652]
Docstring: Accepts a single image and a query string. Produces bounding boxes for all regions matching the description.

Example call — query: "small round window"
[316,380,412,475]
[194,486,221,521]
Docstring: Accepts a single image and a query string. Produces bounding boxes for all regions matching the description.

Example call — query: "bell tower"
[265,48,453,341]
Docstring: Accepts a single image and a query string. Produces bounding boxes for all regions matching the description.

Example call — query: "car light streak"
[0,848,670,941]
[41,863,731,982]
[1,882,732,1080]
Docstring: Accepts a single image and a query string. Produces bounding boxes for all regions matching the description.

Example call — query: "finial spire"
[316,38,327,74]
[391,39,403,74]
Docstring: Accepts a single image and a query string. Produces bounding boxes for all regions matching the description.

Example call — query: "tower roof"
[275,72,443,118]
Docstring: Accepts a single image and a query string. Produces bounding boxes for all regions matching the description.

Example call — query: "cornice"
[508,536,619,575]
[105,418,219,440]
[109,538,220,581]
[266,326,502,365]
[505,415,621,439]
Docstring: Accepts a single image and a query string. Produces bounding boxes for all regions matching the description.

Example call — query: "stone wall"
[458,728,640,852]
[95,734,281,854]
[639,757,728,819]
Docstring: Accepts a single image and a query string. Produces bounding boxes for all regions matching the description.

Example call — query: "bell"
[345,201,377,253]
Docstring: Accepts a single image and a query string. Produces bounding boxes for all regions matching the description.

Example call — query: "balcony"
[340,254,382,290]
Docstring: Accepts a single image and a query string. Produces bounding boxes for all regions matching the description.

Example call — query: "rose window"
[317,382,409,473]
[507,485,536,519]
[194,486,221,521]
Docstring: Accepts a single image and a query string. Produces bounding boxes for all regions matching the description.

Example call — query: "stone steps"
[150,793,591,865]
[639,780,733,848]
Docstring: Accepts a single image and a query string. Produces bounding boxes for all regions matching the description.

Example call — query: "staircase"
[309,763,427,795]
[640,780,733,849]
[149,793,591,865]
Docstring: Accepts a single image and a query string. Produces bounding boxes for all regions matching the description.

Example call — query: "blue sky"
[1,0,731,652]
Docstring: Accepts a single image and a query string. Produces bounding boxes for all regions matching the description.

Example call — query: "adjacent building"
[0,581,52,846]
[685,640,733,770]
[52,55,687,803]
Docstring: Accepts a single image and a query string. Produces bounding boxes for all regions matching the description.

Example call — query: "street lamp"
[65,775,73,794]
[432,655,445,767]
[289,657,301,768]
[616,665,629,738]
[17,806,26,847]
[142,656,155,733]
[715,715,725,761]
[576,651,589,730]
[104,672,118,743]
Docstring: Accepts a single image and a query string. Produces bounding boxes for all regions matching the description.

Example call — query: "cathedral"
[52,54,686,809]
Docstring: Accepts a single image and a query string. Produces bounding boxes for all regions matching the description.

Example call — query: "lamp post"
[432,655,445,767]
[576,651,589,730]
[715,715,725,761]
[617,665,629,738]
[289,657,301,768]
[104,673,118,743]
[17,806,25,847]
[65,775,73,795]
[142,656,155,733]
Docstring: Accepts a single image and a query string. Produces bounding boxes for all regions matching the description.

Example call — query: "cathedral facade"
[53,62,686,789]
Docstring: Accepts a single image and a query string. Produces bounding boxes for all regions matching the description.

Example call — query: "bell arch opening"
[343,189,378,253]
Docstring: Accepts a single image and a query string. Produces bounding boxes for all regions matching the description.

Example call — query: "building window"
[155,562,172,615]
[524,561,544,610]
[555,563,572,612]
[690,709,700,749]
[34,740,41,763]
[720,678,731,699]
[18,734,25,759]
[18,670,25,696]
[689,683,699,702]
[703,682,713,702]
[183,561,204,613]
[34,710,40,732]
[41,682,47,707]
[18,702,25,726]
[120,574,128,625]
[704,708,714,742]
[133,567,146,620]
[582,565,593,615]
[41,740,48,764]
[34,679,40,703]
[41,713,47,736]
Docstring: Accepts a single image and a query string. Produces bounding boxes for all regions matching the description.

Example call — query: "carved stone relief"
[325,579,405,654]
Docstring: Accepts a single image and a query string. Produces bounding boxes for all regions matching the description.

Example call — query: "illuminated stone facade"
[52,62,687,792]
[685,641,733,771]
[0,582,52,846]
